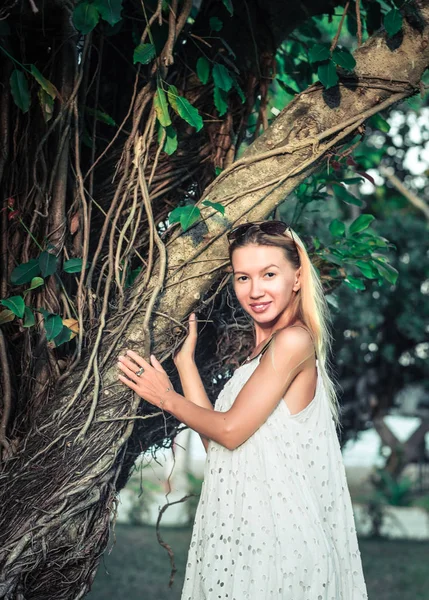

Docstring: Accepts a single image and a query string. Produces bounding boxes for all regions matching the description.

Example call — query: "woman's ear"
[293,267,302,291]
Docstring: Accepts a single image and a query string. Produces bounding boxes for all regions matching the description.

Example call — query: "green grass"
[88,525,429,600]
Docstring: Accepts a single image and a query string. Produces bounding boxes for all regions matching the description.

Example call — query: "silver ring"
[136,367,145,377]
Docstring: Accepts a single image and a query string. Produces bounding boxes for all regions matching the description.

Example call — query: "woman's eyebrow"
[233,263,279,275]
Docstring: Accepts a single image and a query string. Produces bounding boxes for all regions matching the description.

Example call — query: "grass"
[88,525,429,600]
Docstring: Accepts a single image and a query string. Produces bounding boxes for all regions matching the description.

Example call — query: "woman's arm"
[175,358,213,451]
[165,327,316,450]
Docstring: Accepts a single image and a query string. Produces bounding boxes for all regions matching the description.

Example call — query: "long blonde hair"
[228,223,341,427]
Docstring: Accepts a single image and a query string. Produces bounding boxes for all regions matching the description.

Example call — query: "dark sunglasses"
[227,220,297,250]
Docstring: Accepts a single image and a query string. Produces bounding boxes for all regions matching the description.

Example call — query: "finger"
[126,349,151,369]
[150,354,165,373]
[118,374,139,393]
[118,355,143,373]
[117,361,141,383]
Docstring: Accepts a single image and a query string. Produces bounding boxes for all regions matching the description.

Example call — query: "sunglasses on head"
[227,220,297,250]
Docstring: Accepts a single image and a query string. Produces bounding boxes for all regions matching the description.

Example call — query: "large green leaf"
[154,86,171,127]
[10,70,30,113]
[317,61,338,89]
[133,43,156,65]
[0,309,15,325]
[169,205,202,232]
[369,113,390,133]
[93,0,123,25]
[167,85,179,113]
[212,63,233,92]
[344,276,366,291]
[39,251,58,277]
[349,214,375,235]
[329,219,345,237]
[38,88,54,123]
[0,295,25,318]
[309,44,330,64]
[175,97,203,131]
[30,65,58,99]
[196,57,211,85]
[23,277,45,296]
[23,306,35,327]
[53,325,74,346]
[11,259,41,285]
[333,184,363,207]
[72,2,100,34]
[158,125,178,155]
[202,199,225,215]
[222,0,233,15]
[209,17,223,31]
[332,48,356,72]
[384,8,402,37]
[44,314,64,341]
[354,261,378,279]
[63,258,84,273]
[373,260,399,285]
[213,86,228,116]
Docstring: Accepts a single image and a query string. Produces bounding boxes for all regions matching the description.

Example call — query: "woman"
[117,220,368,599]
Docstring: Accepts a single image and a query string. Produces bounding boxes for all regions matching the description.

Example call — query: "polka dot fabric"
[181,356,368,599]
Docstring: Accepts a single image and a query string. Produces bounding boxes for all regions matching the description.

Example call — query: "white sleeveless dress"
[181,353,368,600]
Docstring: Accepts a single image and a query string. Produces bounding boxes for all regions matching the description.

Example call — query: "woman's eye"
[237,273,275,282]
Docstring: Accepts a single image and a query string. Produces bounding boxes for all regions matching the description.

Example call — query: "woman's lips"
[249,302,271,313]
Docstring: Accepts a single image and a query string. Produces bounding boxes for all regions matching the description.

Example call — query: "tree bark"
[1,1,429,598]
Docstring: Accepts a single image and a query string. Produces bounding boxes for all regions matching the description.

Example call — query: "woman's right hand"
[173,312,198,366]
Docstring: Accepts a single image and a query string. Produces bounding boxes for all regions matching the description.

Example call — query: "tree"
[1,0,429,597]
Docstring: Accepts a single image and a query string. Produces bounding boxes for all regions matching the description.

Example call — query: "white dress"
[181,350,368,600]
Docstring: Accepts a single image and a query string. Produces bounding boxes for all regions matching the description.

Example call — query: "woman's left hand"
[117,350,175,409]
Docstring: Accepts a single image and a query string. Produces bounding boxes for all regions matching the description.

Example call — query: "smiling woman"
[117,219,368,599]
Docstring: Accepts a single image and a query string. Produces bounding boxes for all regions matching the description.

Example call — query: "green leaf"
[344,276,366,291]
[24,277,45,294]
[333,184,363,207]
[309,44,330,64]
[222,0,233,15]
[23,306,35,327]
[369,113,390,133]
[30,65,58,99]
[0,295,25,318]
[175,96,203,131]
[213,86,228,116]
[72,2,100,34]
[202,199,225,215]
[317,61,338,89]
[212,63,233,92]
[53,325,74,346]
[11,259,41,285]
[169,205,201,231]
[0,309,15,325]
[85,106,116,126]
[167,85,179,113]
[374,260,398,285]
[329,219,346,237]
[332,48,356,71]
[384,8,402,37]
[10,70,30,113]
[133,43,156,65]
[93,0,123,25]
[63,258,84,273]
[39,251,58,277]
[349,214,375,235]
[196,57,211,84]
[38,88,54,123]
[154,86,171,127]
[209,16,223,31]
[158,125,178,155]
[355,261,378,279]
[44,314,64,341]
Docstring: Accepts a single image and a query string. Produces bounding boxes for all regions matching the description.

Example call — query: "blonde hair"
[228,223,341,427]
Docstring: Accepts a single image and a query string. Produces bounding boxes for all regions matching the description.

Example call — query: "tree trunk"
[1,1,429,598]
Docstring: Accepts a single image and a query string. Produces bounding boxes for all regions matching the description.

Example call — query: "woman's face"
[231,244,301,325]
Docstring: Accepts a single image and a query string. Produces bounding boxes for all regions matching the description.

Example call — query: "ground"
[88,524,429,600]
